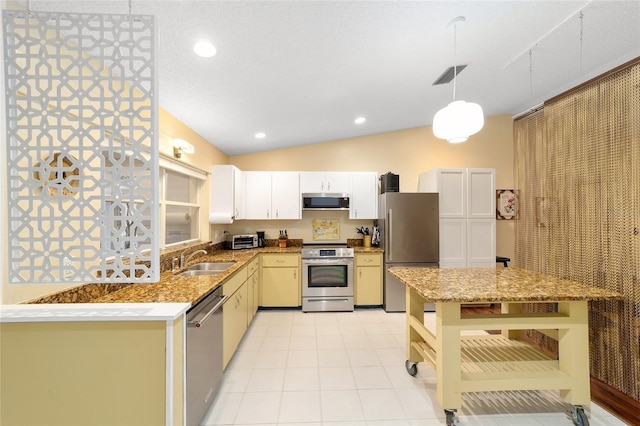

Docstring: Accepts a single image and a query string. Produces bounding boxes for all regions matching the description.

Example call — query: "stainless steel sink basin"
[185,262,236,272]
[178,270,224,277]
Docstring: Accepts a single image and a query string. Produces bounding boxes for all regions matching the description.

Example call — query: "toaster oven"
[229,234,258,250]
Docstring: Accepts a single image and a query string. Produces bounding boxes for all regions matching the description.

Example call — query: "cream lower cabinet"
[0,315,186,426]
[223,267,249,369]
[260,254,301,307]
[355,253,383,306]
[246,257,260,324]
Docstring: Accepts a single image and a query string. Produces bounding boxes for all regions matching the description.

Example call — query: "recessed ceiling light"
[354,116,366,124]
[254,132,267,139]
[194,40,217,58]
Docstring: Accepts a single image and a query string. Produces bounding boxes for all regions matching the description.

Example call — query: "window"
[159,157,207,248]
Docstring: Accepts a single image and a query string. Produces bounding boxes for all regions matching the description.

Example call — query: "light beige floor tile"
[283,367,319,391]
[359,388,406,421]
[318,366,356,390]
[287,349,318,368]
[234,391,281,425]
[245,368,285,392]
[352,365,392,389]
[317,349,350,367]
[320,389,365,422]
[278,390,322,423]
[254,350,288,369]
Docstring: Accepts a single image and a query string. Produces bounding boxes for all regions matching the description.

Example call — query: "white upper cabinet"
[300,171,350,193]
[418,168,466,218]
[210,165,244,222]
[419,168,496,268]
[467,168,496,218]
[244,171,300,220]
[271,172,301,219]
[349,172,378,219]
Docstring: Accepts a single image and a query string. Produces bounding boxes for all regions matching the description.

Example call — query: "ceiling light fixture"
[432,16,484,144]
[193,40,217,58]
[172,138,195,158]
[354,117,366,124]
[254,132,266,139]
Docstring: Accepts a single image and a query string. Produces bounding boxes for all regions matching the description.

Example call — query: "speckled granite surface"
[26,243,384,307]
[389,266,624,303]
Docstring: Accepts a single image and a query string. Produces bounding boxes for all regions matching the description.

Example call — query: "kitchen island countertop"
[389,266,624,303]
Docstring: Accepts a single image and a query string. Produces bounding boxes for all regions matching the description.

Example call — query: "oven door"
[302,258,354,298]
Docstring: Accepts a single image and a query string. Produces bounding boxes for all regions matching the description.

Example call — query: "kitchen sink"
[185,262,236,272]
[179,270,225,277]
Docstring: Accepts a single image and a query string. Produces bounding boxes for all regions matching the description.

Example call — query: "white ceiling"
[21,1,640,156]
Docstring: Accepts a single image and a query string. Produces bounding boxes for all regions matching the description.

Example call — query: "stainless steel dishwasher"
[186,287,226,426]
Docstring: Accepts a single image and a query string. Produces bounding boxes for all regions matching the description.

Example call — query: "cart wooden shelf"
[389,267,624,426]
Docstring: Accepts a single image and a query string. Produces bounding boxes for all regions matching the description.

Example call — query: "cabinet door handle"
[321,181,324,191]
[293,270,297,279]
[276,209,279,218]
[327,181,331,191]
[277,259,285,263]
[359,270,362,278]
[354,209,357,218]
[364,259,372,263]
[267,209,270,218]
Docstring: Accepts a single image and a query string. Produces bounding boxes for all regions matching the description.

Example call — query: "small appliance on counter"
[227,234,258,250]
[257,231,266,247]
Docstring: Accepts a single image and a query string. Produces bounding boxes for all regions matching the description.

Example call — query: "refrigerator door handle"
[388,208,393,261]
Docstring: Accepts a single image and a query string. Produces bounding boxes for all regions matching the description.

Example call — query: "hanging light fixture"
[432,16,484,144]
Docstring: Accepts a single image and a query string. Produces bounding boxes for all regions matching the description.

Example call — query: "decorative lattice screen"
[514,60,640,400]
[3,10,159,283]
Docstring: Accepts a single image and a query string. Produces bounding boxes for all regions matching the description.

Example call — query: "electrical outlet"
[63,257,74,279]
[214,230,220,240]
[291,228,297,236]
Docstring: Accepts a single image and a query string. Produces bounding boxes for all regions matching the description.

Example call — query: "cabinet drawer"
[356,253,381,266]
[223,267,248,296]
[261,254,299,267]
[247,257,259,276]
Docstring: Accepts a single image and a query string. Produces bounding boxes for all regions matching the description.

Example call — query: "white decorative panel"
[3,10,159,283]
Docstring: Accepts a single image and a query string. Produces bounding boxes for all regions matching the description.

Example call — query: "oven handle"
[302,258,353,265]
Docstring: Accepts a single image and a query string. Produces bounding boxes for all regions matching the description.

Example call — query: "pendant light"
[433,16,484,143]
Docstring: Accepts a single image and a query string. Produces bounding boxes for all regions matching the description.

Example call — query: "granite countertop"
[92,245,383,306]
[389,266,625,303]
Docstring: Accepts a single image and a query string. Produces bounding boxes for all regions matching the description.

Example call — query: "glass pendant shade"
[432,100,484,143]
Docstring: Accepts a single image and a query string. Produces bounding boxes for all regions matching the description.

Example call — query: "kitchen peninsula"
[0,244,383,426]
[389,266,624,426]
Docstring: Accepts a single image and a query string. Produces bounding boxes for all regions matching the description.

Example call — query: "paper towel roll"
[167,212,191,226]
[209,212,233,224]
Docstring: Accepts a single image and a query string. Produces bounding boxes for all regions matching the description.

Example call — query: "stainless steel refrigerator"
[378,192,439,312]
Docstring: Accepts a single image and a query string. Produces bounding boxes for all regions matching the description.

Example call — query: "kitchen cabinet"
[223,267,249,369]
[244,171,300,220]
[210,164,244,221]
[300,171,350,193]
[419,168,495,268]
[246,257,260,324]
[349,172,378,219]
[0,306,188,426]
[260,254,300,307]
[355,253,383,306]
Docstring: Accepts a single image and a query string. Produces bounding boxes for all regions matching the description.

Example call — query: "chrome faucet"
[180,249,208,269]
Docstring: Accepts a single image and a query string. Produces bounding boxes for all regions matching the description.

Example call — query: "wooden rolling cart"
[389,267,624,426]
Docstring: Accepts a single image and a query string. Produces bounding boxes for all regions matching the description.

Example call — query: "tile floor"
[202,308,626,426]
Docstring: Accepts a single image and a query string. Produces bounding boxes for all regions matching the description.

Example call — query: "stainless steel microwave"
[302,193,350,210]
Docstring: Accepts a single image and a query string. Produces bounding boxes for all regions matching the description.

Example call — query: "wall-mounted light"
[173,138,195,158]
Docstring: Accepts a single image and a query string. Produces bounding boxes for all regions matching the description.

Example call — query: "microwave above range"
[302,193,350,211]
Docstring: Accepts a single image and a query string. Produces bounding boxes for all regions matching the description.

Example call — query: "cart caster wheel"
[405,360,418,376]
[444,409,458,426]
[571,405,589,426]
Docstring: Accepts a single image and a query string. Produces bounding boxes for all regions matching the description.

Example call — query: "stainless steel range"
[301,245,354,312]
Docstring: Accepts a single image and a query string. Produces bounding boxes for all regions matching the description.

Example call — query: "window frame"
[158,156,207,249]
